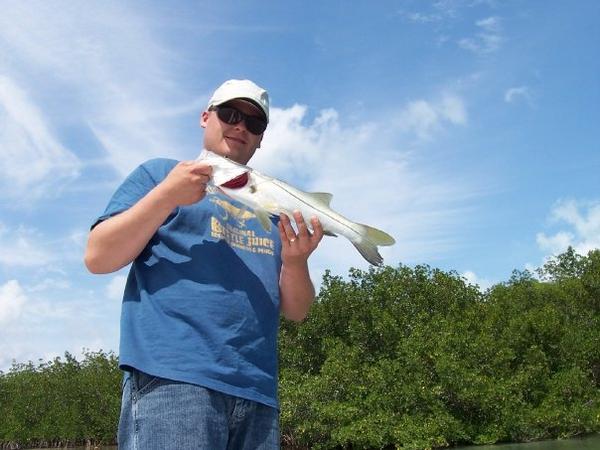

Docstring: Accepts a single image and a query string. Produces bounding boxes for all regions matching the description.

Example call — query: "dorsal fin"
[307,192,333,206]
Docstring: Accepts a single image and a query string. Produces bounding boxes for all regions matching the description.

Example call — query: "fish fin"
[256,209,273,232]
[306,192,333,206]
[355,223,396,246]
[323,230,338,237]
[351,224,395,266]
[352,241,384,266]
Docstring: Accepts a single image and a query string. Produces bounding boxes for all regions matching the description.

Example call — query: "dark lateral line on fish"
[264,178,363,238]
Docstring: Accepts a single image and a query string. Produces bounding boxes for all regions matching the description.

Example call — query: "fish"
[197,149,395,266]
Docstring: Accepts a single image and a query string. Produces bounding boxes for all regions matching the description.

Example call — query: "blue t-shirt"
[95,158,283,408]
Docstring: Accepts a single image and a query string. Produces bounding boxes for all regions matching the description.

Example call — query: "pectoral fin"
[256,209,273,232]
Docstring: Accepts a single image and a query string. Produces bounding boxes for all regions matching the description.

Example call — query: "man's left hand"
[278,211,324,265]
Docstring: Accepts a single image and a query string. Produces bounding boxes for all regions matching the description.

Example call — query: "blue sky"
[0,0,598,370]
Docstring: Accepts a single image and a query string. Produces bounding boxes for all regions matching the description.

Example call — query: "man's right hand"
[85,161,213,274]
[157,161,213,208]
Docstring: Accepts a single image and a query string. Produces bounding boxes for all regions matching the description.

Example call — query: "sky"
[0,0,598,371]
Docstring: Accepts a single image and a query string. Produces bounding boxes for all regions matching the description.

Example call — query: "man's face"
[200,99,265,165]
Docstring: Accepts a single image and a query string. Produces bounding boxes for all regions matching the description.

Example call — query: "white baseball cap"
[207,79,270,121]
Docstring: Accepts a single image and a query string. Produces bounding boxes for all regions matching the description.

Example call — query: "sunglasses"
[210,105,267,135]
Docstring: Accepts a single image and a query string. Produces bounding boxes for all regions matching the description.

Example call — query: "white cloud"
[504,86,532,105]
[0,1,201,186]
[28,278,71,293]
[90,94,208,175]
[400,0,465,23]
[536,199,600,256]
[462,270,495,291]
[0,76,81,200]
[0,280,27,324]
[107,275,127,301]
[536,231,574,254]
[0,281,121,371]
[398,100,440,140]
[439,95,468,125]
[404,12,443,23]
[459,16,503,55]
[0,2,167,95]
[396,94,467,140]
[0,223,54,267]
[477,16,501,33]
[256,96,477,276]
[401,1,502,47]
[69,229,89,249]
[256,105,342,177]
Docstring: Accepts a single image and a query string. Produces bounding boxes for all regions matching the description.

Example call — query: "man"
[85,79,323,449]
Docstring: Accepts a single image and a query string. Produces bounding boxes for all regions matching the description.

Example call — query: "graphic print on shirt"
[211,197,255,228]
[209,196,275,256]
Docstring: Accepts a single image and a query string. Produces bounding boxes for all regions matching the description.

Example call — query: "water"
[454,434,600,450]
[26,434,600,449]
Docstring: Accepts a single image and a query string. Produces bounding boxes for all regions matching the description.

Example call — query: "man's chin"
[206,143,252,164]
[206,146,234,158]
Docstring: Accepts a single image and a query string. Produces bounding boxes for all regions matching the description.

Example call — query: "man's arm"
[278,212,324,322]
[84,161,212,274]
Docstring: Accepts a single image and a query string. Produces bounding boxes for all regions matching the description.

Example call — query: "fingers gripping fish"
[196,150,395,266]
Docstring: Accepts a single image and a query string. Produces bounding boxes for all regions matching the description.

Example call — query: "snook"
[197,150,395,266]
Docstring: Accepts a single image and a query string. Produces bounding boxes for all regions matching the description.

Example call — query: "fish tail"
[352,241,384,266]
[356,223,396,246]
[352,223,396,266]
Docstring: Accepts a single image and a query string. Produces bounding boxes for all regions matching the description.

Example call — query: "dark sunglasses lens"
[245,116,267,135]
[216,106,266,135]
[217,107,242,125]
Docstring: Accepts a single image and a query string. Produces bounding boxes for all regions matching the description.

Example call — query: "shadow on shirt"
[123,239,279,330]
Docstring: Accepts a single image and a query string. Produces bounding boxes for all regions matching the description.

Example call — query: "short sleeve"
[91,158,177,229]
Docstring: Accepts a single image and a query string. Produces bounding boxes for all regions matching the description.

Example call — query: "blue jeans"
[118,369,280,449]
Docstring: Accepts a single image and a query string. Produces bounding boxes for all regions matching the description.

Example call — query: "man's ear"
[200,111,209,128]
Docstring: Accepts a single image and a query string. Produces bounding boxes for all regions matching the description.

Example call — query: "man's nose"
[233,119,248,132]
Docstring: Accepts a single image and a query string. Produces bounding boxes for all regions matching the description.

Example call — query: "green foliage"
[0,350,120,447]
[2,249,599,449]
[279,250,600,449]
